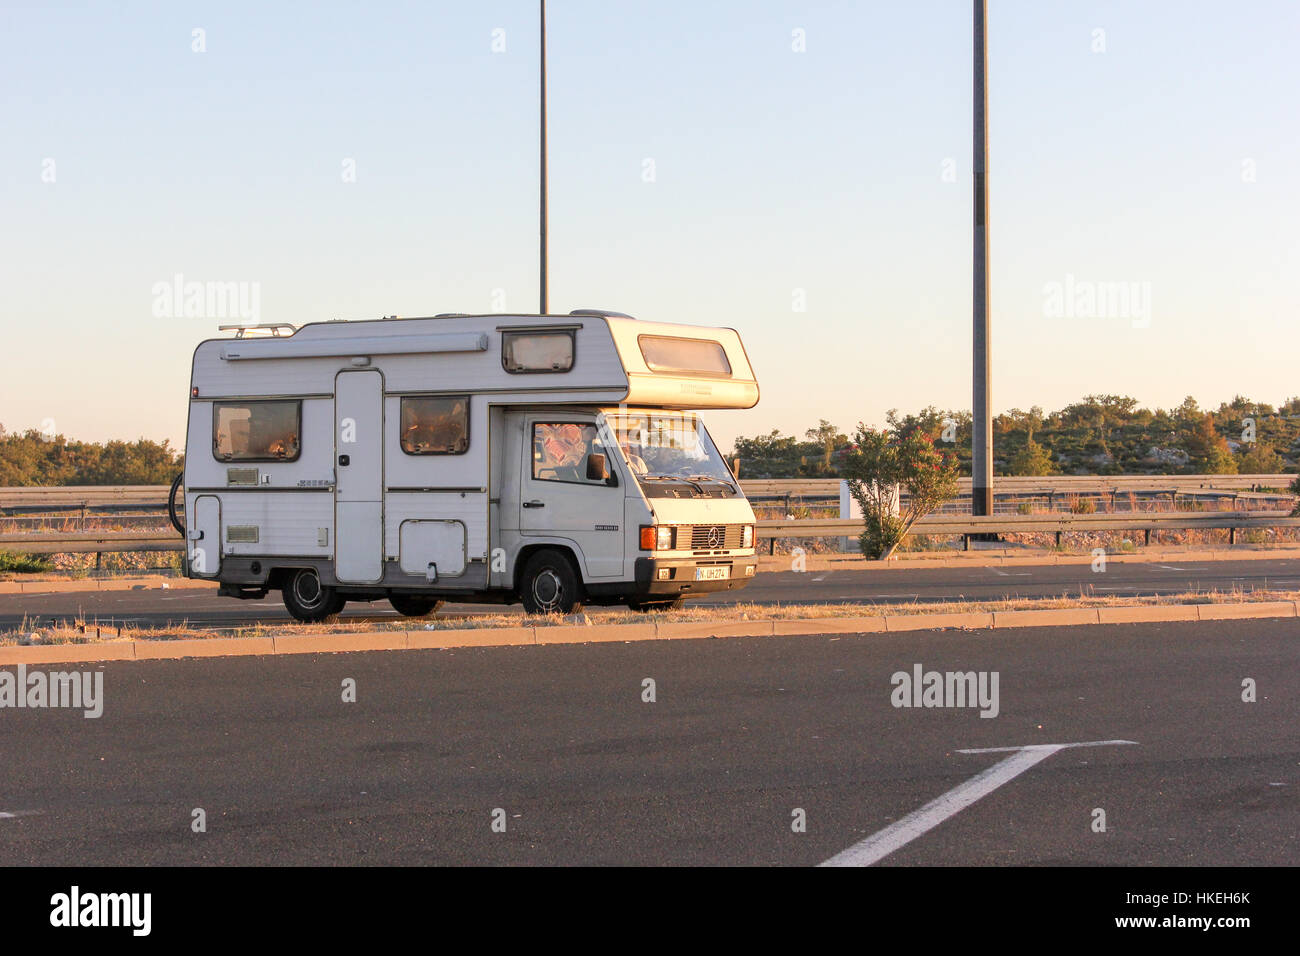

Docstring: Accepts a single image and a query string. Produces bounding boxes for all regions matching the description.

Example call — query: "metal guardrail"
[742,475,1294,494]
[2,510,1299,558]
[0,532,183,556]
[0,478,1296,559]
[0,486,169,515]
[1,476,1292,511]
[758,510,1300,552]
[738,476,1297,509]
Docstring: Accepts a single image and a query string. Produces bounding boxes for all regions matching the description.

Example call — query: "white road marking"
[957,740,1137,754]
[811,575,826,582]
[989,569,1031,577]
[1157,565,1208,572]
[820,740,1137,867]
[0,810,42,820]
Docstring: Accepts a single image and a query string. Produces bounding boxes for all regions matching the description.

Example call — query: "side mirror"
[586,453,609,482]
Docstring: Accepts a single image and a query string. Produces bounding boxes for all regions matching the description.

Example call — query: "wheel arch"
[512,543,583,597]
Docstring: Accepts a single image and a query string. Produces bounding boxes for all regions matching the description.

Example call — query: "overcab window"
[637,335,731,376]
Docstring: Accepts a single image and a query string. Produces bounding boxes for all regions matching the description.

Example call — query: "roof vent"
[569,309,636,319]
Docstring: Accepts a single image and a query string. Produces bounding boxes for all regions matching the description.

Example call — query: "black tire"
[282,568,345,623]
[389,594,444,618]
[519,550,584,615]
[628,597,685,612]
[168,471,185,536]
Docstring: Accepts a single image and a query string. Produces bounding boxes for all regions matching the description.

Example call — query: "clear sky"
[2,0,1296,453]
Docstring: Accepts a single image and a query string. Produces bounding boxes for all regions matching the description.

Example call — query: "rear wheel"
[519,550,584,615]
[389,594,444,618]
[282,568,345,623]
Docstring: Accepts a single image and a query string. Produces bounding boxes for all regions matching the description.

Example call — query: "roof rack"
[569,308,636,319]
[218,322,297,338]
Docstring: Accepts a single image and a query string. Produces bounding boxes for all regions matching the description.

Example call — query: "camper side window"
[532,423,608,484]
[502,330,575,373]
[213,401,301,462]
[400,397,469,455]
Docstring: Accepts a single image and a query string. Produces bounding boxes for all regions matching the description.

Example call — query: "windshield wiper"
[683,475,737,492]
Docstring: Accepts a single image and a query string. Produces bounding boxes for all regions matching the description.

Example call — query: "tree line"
[732,395,1300,479]
[0,425,182,486]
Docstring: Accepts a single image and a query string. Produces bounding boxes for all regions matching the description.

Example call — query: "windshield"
[604,412,736,491]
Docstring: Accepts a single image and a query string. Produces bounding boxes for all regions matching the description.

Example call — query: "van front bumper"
[632,555,758,595]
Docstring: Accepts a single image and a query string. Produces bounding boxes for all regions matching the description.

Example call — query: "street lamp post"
[972,0,993,517]
[539,0,549,315]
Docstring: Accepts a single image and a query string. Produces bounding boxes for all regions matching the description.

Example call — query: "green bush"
[842,425,960,560]
[0,551,53,574]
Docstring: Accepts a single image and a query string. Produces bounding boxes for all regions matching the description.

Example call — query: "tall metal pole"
[539,0,549,314]
[972,0,993,517]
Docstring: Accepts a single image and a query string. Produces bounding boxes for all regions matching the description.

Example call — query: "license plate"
[695,566,730,581]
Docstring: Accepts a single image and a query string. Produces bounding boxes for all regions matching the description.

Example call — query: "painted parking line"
[820,740,1137,867]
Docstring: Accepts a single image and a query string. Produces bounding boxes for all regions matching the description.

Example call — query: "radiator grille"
[682,524,743,550]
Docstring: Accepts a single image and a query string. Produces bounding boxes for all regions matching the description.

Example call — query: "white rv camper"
[177,310,761,621]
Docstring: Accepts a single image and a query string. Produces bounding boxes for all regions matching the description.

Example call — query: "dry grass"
[5,586,1297,648]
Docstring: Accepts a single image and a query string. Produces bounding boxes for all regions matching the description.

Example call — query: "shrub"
[0,551,53,574]
[842,424,960,560]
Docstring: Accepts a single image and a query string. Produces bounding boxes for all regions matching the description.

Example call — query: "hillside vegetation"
[732,395,1300,480]
[2,393,1296,485]
[0,425,181,486]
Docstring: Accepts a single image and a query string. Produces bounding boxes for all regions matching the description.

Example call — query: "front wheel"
[389,594,444,618]
[282,568,345,623]
[519,550,584,615]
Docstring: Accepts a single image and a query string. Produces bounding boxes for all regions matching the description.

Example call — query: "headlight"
[639,525,675,550]
[741,524,754,548]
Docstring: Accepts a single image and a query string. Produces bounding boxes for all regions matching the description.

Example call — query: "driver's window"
[532,423,607,484]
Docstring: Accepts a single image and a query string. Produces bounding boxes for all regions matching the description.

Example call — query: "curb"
[3,599,1297,666]
[0,577,214,596]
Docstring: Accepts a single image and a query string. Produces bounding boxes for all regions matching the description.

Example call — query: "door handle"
[523,500,545,508]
